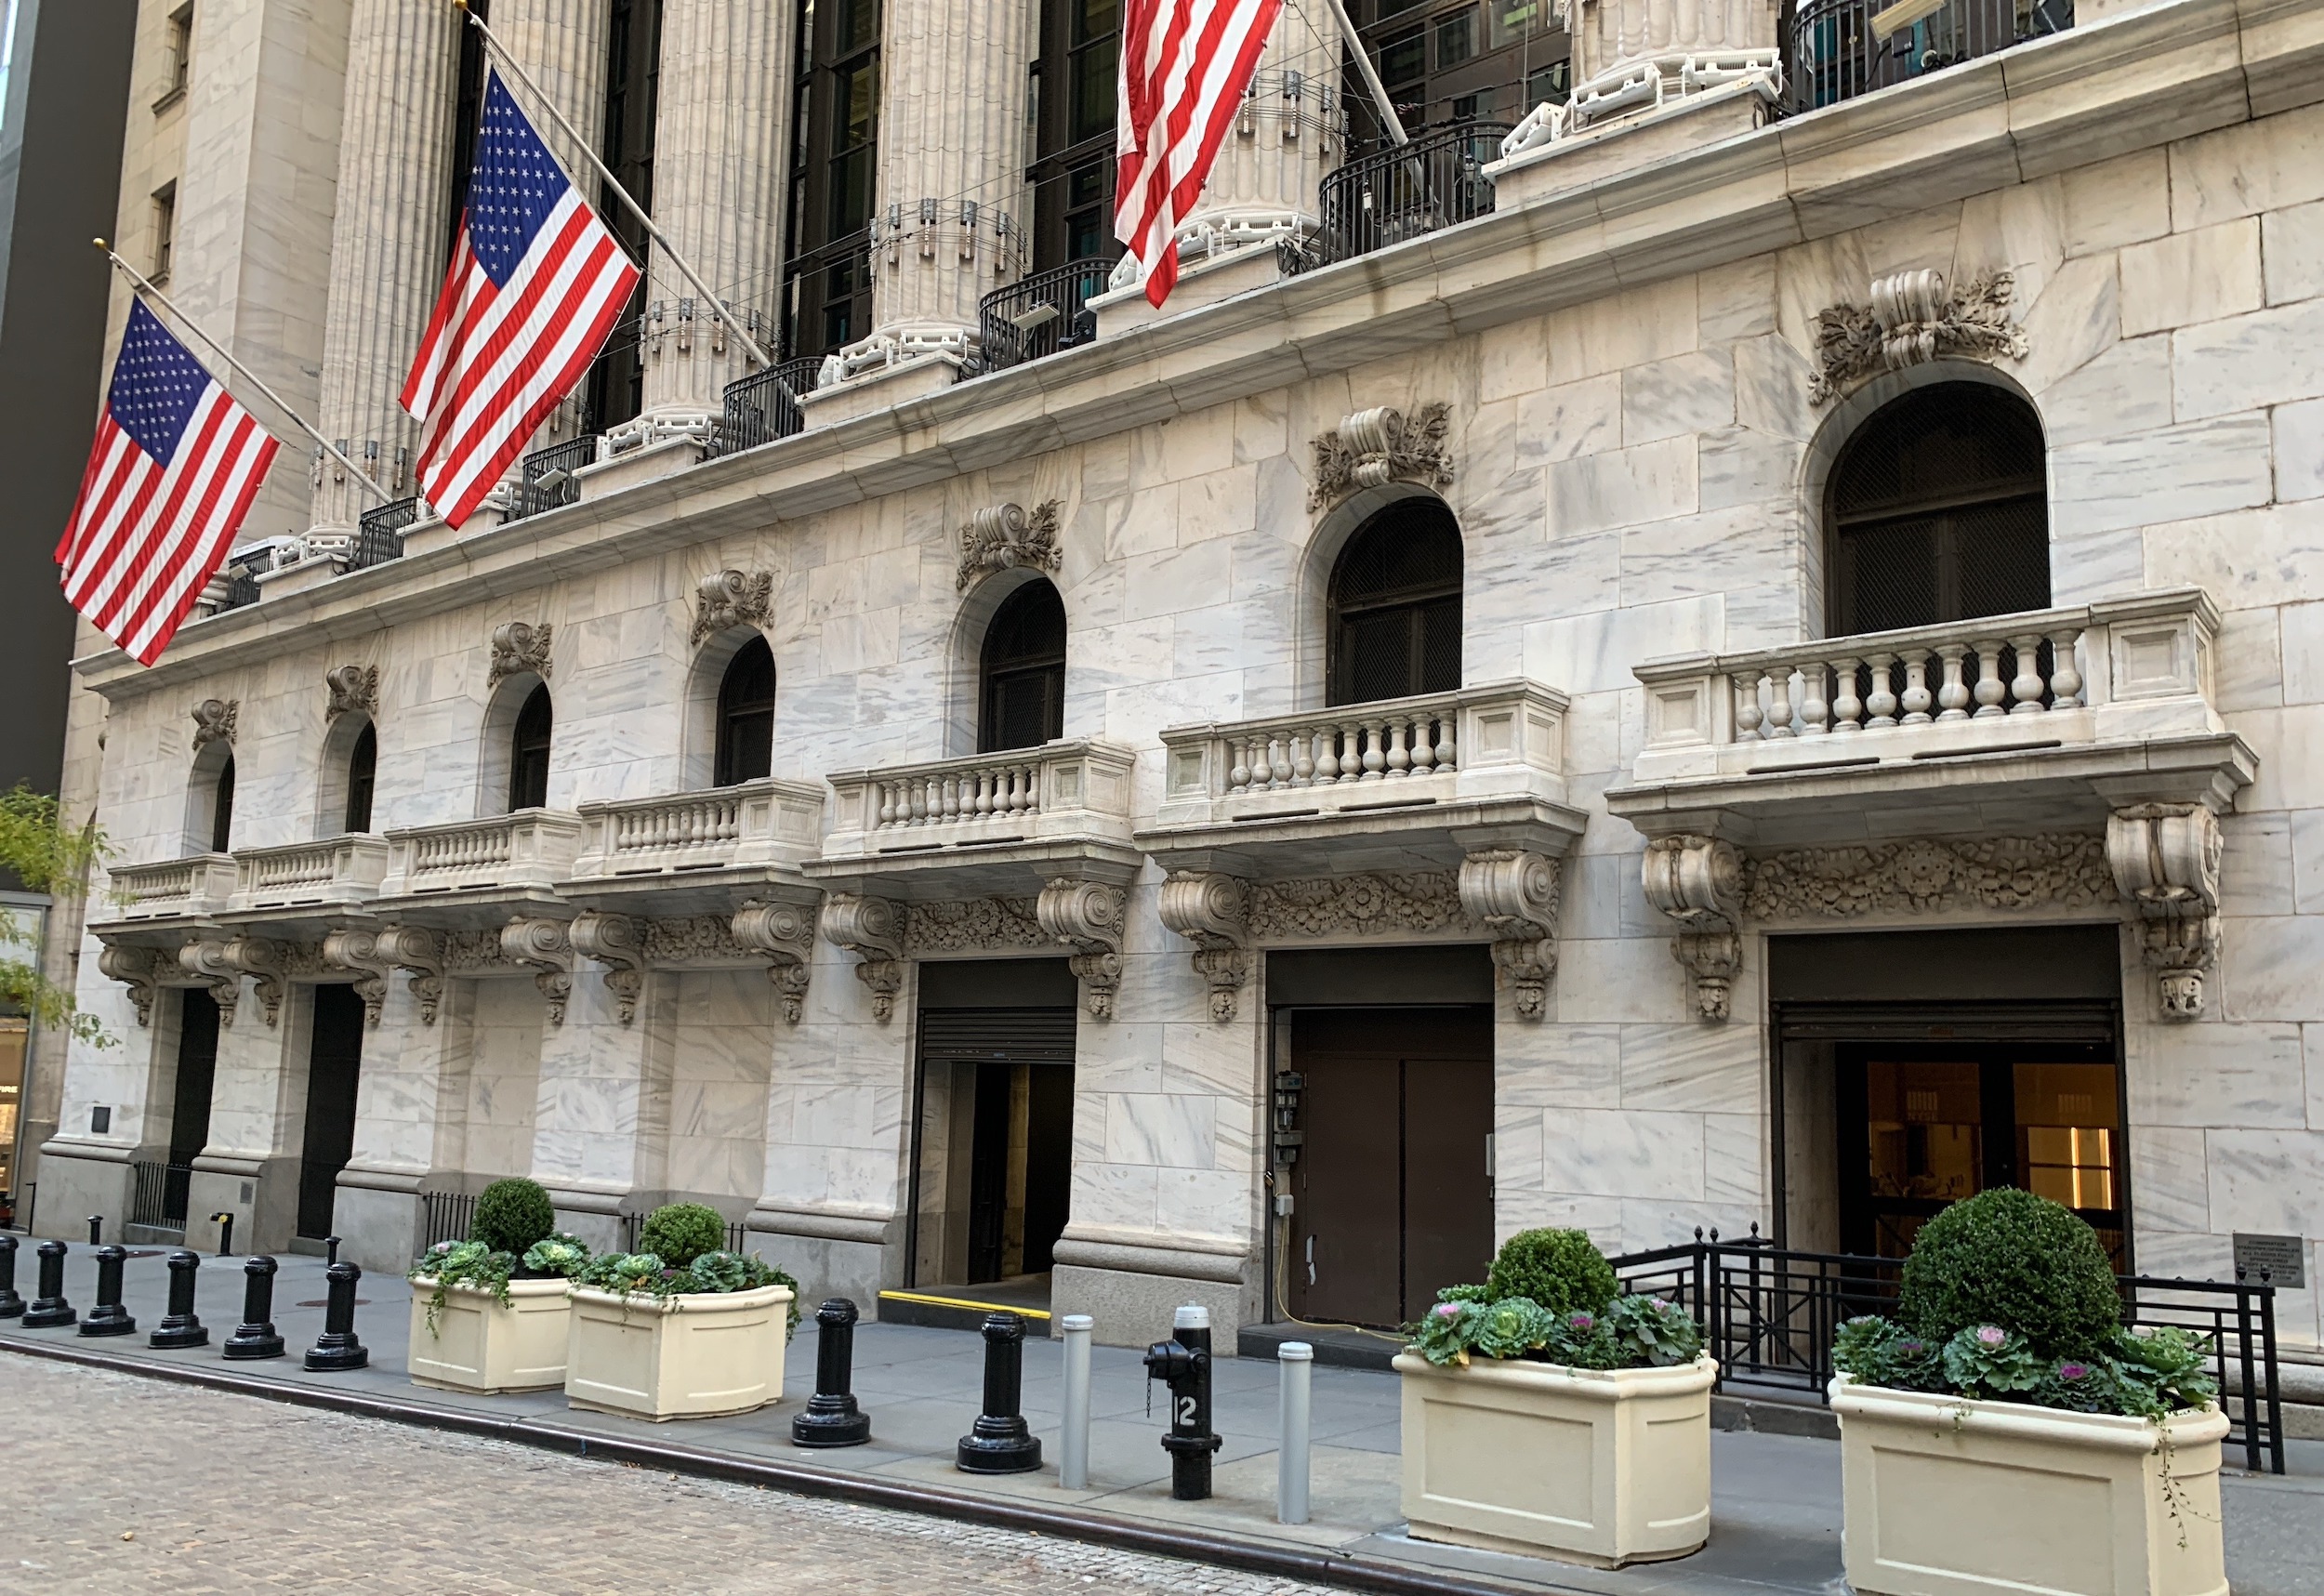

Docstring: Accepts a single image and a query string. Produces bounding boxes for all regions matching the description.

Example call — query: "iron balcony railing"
[1788,0,2072,112]
[711,355,824,456]
[1610,1226,2285,1474]
[1286,120,1513,273]
[418,1189,478,1252]
[977,258,1115,374]
[353,495,421,568]
[507,434,599,521]
[128,1159,194,1231]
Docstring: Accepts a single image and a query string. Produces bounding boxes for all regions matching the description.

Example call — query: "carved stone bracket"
[178,938,241,1028]
[501,916,575,1024]
[324,664,378,720]
[1641,835,1744,1022]
[1157,872,1249,1022]
[732,899,816,1023]
[957,500,1063,590]
[376,925,446,1024]
[98,943,166,1028]
[488,621,553,687]
[1809,270,2027,405]
[224,936,290,1028]
[570,911,647,1024]
[320,928,395,1027]
[1458,850,1563,1021]
[820,893,905,1022]
[1039,877,1128,1021]
[691,569,774,645]
[2106,804,2224,1020]
[191,698,239,747]
[1308,402,1453,510]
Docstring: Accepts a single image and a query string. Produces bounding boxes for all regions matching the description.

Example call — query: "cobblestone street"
[3,1358,1336,1595]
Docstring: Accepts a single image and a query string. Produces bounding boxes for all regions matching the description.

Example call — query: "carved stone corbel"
[320,928,395,1027]
[1307,402,1454,509]
[191,698,238,747]
[691,570,774,645]
[2106,804,2223,1020]
[820,893,905,1022]
[732,899,815,1024]
[1641,835,1744,1022]
[488,621,553,686]
[98,943,165,1028]
[223,936,289,1028]
[376,926,445,1024]
[569,911,647,1024]
[1039,877,1127,1022]
[179,937,242,1027]
[501,916,575,1024]
[956,501,1063,590]
[1458,850,1562,1021]
[1156,872,1249,1022]
[324,664,378,720]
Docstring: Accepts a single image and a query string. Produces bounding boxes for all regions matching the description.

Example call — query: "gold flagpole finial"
[92,237,109,252]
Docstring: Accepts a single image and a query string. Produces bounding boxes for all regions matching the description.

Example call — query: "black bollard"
[956,1312,1042,1473]
[303,1260,368,1371]
[0,1233,22,1318]
[792,1298,872,1447]
[151,1249,208,1349]
[211,1212,234,1258]
[86,1215,102,1246]
[1143,1304,1223,1500]
[324,1235,340,1267]
[79,1244,136,1337]
[221,1255,284,1359]
[21,1239,74,1328]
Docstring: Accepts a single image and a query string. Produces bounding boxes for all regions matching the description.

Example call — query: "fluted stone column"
[1155,14,1341,268]
[308,3,461,537]
[621,0,790,446]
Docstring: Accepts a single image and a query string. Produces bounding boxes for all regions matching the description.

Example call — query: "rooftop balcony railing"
[710,356,822,456]
[822,740,1137,861]
[570,778,825,879]
[378,809,587,897]
[977,259,1114,374]
[1284,121,1513,273]
[505,434,599,521]
[103,854,239,921]
[352,496,421,568]
[1787,0,2072,112]
[229,834,390,910]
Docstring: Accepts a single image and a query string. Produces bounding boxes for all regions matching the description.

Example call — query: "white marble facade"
[32,0,2324,1355]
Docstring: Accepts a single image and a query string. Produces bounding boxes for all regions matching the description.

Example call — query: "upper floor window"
[509,683,553,811]
[1028,0,1123,272]
[1327,499,1462,706]
[587,0,663,432]
[1827,383,2049,638]
[342,722,377,834]
[979,581,1067,752]
[1345,0,1566,150]
[152,183,177,282]
[187,745,234,855]
[714,636,776,785]
[445,0,490,264]
[785,0,880,357]
[165,4,194,100]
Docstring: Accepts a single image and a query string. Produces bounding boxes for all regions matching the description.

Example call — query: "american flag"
[1116,0,1285,308]
[403,72,640,528]
[56,299,283,666]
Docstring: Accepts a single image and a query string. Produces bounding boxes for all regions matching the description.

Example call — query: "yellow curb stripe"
[878,1289,1052,1321]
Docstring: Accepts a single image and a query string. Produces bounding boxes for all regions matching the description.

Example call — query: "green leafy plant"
[1539,1307,1622,1369]
[409,1239,518,1333]
[1940,1324,2046,1397]
[522,1233,590,1277]
[2109,1326,2218,1419]
[1470,1297,1556,1361]
[637,1202,727,1268]
[1410,1296,1486,1367]
[470,1178,557,1256]
[1485,1229,1618,1320]
[1407,1283,1706,1373]
[0,786,109,1048]
[1604,1293,1707,1368]
[1833,1315,1947,1392]
[1896,1187,2121,1359]
[571,1247,802,1338]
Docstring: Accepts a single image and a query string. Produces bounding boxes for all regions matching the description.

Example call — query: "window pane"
[1074,0,1119,45]
[1489,0,1548,45]
[1380,25,1425,86]
[1342,610,1416,704]
[1070,38,1117,143]
[1435,7,1475,67]
[1863,1061,1983,1203]
[211,758,236,853]
[839,0,878,53]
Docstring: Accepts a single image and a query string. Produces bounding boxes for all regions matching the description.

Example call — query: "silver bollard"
[1278,1340,1314,1524]
[1060,1312,1094,1489]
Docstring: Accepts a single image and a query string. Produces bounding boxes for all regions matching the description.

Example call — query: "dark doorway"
[978,580,1067,752]
[714,635,776,785]
[1282,1006,1493,1327]
[343,721,377,834]
[1327,498,1463,706]
[297,984,367,1241]
[208,754,236,853]
[508,682,552,811]
[912,994,1077,1291]
[163,986,220,1225]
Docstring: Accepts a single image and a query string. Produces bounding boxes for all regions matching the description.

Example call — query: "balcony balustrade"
[505,434,599,521]
[977,260,1114,374]
[378,809,587,898]
[822,741,1137,863]
[571,779,825,879]
[230,835,390,910]
[708,358,822,456]
[1787,0,2072,113]
[104,854,239,922]
[1283,122,1512,273]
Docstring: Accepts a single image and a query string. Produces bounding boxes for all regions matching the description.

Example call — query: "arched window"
[1828,383,2049,636]
[208,754,236,853]
[342,722,377,833]
[979,580,1067,752]
[508,683,552,811]
[1327,498,1463,706]
[714,635,776,786]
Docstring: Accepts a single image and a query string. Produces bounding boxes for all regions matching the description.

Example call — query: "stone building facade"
[30,0,2324,1365]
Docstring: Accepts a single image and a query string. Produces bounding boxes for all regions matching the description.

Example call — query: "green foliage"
[638,1202,727,1269]
[571,1246,802,1338]
[521,1233,590,1277]
[1940,1324,2046,1397]
[1539,1307,1622,1369]
[1896,1188,2122,1359]
[1832,1315,1947,1392]
[1469,1297,1556,1361]
[470,1178,557,1256]
[1485,1229,1618,1320]
[1409,1296,1485,1366]
[1406,1283,1704,1372]
[2108,1326,2219,1418]
[0,786,109,1049]
[409,1239,518,1334]
[1834,1312,2216,1418]
[1604,1293,1706,1368]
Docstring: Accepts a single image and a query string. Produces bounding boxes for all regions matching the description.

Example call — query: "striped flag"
[403,72,640,527]
[56,299,282,666]
[1116,0,1285,308]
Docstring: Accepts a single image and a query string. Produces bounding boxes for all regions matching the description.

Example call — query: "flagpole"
[451,0,794,406]
[94,241,397,508]
[1318,0,1410,146]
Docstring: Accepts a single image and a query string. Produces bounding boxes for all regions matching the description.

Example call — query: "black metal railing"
[506,434,599,521]
[418,1189,478,1252]
[352,495,421,569]
[710,356,824,456]
[127,1159,193,1231]
[618,1213,751,1256]
[1610,1227,2285,1474]
[1288,121,1514,273]
[977,259,1116,375]
[212,564,263,612]
[1787,0,2072,112]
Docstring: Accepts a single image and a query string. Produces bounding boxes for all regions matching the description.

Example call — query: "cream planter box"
[407,1277,573,1394]
[564,1283,792,1421]
[1395,1352,1716,1567]
[1831,1377,2230,1596]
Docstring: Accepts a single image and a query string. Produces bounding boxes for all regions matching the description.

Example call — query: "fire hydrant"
[1142,1303,1223,1500]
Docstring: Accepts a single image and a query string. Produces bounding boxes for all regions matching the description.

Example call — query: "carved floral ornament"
[488,621,552,687]
[1807,270,2027,405]
[1308,403,1455,511]
[692,569,773,646]
[324,664,378,720]
[956,500,1063,591]
[191,698,238,747]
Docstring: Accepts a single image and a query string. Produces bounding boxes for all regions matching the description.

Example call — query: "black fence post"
[152,1249,208,1349]
[79,1244,136,1337]
[303,1260,368,1371]
[956,1312,1041,1473]
[792,1298,872,1446]
[0,1233,21,1318]
[222,1255,284,1359]
[86,1215,102,1246]
[22,1239,74,1328]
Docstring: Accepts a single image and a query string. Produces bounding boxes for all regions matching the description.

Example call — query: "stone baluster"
[1864,653,1899,729]
[1971,639,2008,716]
[1766,669,1795,738]
[1829,658,1863,732]
[1229,744,1251,792]
[1291,730,1316,785]
[1437,718,1457,769]
[1266,735,1287,788]
[1900,653,1934,725]
[2051,628,2085,709]
[1798,662,1829,736]
[1387,721,1411,775]
[1934,643,1971,720]
[1735,672,1765,740]
[2009,633,2047,713]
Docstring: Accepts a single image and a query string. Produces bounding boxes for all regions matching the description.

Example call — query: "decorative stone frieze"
[324,664,378,720]
[488,622,552,686]
[1641,836,1743,1022]
[191,699,238,747]
[97,943,166,1028]
[501,916,576,1025]
[1248,871,1475,941]
[820,893,905,1022]
[179,938,242,1027]
[320,927,397,1026]
[1744,835,2116,920]
[691,570,774,645]
[1038,878,1128,1022]
[1308,404,1454,510]
[570,911,647,1024]
[1157,872,1251,1022]
[955,501,1062,591]
[727,900,815,1024]
[1458,850,1563,1021]
[1808,270,2027,405]
[442,928,510,975]
[375,925,446,1024]
[907,897,1047,952]
[2106,804,2224,1020]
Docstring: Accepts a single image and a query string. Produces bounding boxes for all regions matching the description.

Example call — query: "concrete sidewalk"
[3,1247,2319,1596]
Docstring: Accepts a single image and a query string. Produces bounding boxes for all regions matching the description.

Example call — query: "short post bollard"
[324,1235,340,1267]
[1277,1341,1314,1525]
[221,1255,284,1360]
[22,1239,75,1328]
[1060,1313,1094,1490]
[791,1298,872,1446]
[151,1249,208,1349]
[1143,1304,1223,1500]
[304,1260,368,1370]
[87,1215,104,1246]
[956,1312,1042,1473]
[211,1212,234,1258]
[80,1244,136,1337]
[0,1233,23,1318]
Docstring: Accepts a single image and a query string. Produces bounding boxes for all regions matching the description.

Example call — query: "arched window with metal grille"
[508,683,553,811]
[714,635,776,786]
[1327,497,1463,707]
[978,580,1067,753]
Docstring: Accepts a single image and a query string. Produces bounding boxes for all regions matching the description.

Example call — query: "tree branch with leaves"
[0,786,111,1049]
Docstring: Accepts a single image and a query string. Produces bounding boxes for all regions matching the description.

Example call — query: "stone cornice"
[77,0,2318,699]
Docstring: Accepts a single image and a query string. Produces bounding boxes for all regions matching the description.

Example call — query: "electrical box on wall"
[89,1105,111,1134]
[1271,1071,1303,1166]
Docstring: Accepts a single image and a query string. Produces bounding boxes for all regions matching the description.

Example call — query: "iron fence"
[977,259,1116,375]
[1787,0,2072,112]
[1609,1227,2284,1473]
[1286,121,1513,274]
[418,1189,478,1252]
[353,495,421,568]
[127,1159,193,1231]
[618,1213,751,1256]
[710,356,823,456]
[213,565,263,612]
[507,434,599,521]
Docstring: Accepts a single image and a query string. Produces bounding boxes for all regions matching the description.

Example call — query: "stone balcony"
[563,778,825,917]
[102,853,239,926]
[376,809,587,917]
[230,835,390,911]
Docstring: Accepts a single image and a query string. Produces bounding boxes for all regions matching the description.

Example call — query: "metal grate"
[1787,0,2073,112]
[710,357,823,456]
[1291,121,1512,272]
[128,1161,193,1230]
[977,259,1116,375]
[352,496,421,569]
[418,1189,478,1251]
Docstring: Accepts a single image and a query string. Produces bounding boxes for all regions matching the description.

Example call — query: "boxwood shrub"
[1895,1187,2121,1358]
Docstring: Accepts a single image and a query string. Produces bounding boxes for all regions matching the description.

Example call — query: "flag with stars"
[403,71,640,527]
[56,298,282,666]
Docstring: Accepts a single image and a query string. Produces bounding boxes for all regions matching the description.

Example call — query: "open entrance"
[297,983,366,1240]
[161,986,221,1226]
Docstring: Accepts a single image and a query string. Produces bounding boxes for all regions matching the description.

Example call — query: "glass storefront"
[0,1013,27,1210]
